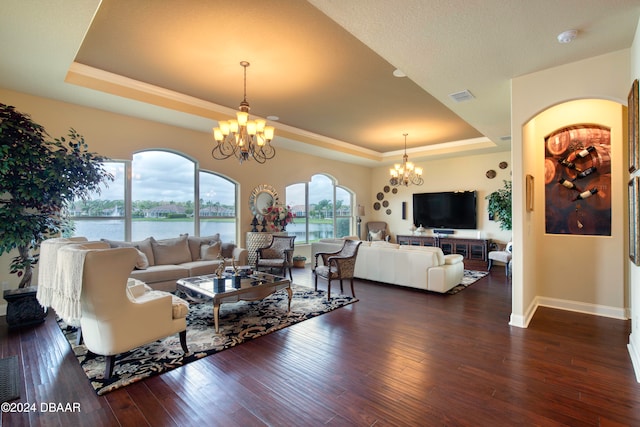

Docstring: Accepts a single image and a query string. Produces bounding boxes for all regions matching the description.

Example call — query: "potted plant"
[292,255,307,268]
[485,180,512,231]
[0,103,113,290]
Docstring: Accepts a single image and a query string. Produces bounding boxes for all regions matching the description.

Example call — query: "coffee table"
[176,271,292,333]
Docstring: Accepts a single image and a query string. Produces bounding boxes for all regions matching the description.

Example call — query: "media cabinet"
[396,234,490,269]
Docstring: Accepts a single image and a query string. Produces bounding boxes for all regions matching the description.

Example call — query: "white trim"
[536,296,627,320]
[628,334,640,383]
[510,295,628,328]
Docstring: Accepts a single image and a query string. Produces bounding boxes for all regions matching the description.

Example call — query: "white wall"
[628,17,640,382]
[512,49,631,327]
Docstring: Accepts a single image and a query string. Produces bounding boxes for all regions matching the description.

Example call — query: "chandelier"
[389,133,424,186]
[211,61,276,164]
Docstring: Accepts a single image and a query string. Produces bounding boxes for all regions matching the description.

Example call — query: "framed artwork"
[628,79,638,172]
[526,174,534,212]
[629,177,640,265]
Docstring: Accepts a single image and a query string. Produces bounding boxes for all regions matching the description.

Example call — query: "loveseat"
[312,239,464,293]
[102,234,248,292]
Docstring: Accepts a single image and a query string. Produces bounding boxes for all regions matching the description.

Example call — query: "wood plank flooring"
[2,266,640,426]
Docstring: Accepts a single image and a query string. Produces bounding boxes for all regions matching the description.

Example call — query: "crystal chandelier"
[211,61,276,164]
[389,133,424,186]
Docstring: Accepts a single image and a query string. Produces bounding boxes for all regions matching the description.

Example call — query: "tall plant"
[0,103,113,288]
[486,180,512,231]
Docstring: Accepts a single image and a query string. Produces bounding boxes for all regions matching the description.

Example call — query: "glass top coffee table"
[176,270,292,333]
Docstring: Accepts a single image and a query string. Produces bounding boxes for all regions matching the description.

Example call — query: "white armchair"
[488,241,513,276]
[57,243,189,379]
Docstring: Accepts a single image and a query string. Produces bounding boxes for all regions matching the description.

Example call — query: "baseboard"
[628,333,640,383]
[536,296,627,320]
[510,295,628,329]
[0,302,6,317]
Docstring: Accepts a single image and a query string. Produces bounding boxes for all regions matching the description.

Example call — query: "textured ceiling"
[2,0,640,166]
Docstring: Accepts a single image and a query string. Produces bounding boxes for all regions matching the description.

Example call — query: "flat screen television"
[413,191,477,230]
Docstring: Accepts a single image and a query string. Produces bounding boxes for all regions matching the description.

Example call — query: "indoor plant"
[485,180,512,231]
[0,103,113,288]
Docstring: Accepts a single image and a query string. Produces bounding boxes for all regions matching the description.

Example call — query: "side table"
[3,286,47,329]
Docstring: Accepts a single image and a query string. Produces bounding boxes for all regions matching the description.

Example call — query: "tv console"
[396,235,490,269]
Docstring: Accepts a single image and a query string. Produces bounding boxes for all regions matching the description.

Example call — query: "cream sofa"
[102,234,248,292]
[312,239,464,293]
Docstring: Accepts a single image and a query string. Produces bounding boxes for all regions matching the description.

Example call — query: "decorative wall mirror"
[249,184,279,220]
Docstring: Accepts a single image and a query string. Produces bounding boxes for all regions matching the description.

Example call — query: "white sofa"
[312,239,464,293]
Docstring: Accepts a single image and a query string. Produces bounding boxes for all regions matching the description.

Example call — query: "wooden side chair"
[313,239,362,300]
[256,235,296,280]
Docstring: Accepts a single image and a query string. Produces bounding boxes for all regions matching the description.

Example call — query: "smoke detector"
[557,29,578,44]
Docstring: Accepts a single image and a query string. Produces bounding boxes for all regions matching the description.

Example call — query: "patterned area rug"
[57,285,357,395]
[447,269,490,294]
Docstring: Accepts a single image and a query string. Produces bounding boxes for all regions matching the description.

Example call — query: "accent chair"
[365,221,391,242]
[313,239,362,300]
[488,241,513,276]
[57,243,189,379]
[255,235,296,280]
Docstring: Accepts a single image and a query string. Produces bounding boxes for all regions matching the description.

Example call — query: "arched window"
[69,150,238,243]
[285,174,354,243]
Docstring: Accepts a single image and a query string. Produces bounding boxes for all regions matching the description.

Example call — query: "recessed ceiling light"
[393,69,406,78]
[557,29,578,44]
[267,115,279,121]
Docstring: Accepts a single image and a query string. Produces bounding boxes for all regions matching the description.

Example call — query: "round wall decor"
[499,161,508,169]
[384,185,390,193]
[486,169,496,179]
[392,188,398,194]
[382,200,389,207]
[376,192,384,201]
[249,184,279,220]
[373,202,381,210]
[386,209,392,215]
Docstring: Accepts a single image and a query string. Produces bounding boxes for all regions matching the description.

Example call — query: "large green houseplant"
[0,103,113,288]
[486,180,512,231]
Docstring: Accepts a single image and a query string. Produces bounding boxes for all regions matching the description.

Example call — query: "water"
[71,220,338,244]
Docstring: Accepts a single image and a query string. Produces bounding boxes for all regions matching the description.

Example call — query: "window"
[69,150,237,243]
[286,174,354,243]
[131,151,195,240]
[67,161,127,240]
[199,170,237,244]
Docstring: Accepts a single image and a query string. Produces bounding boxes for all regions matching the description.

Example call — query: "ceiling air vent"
[449,89,475,103]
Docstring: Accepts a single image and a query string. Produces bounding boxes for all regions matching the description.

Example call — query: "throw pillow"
[187,234,221,261]
[369,230,383,241]
[102,237,155,266]
[134,249,149,270]
[150,235,192,265]
[200,241,222,260]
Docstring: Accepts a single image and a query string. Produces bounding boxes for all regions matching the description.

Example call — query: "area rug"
[0,355,20,403]
[447,269,489,295]
[56,285,357,395]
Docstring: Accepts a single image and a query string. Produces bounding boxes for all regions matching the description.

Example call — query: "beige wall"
[512,49,631,326]
[369,152,512,244]
[0,88,374,292]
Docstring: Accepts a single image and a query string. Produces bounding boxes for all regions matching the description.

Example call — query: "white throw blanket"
[37,245,87,326]
[36,237,87,306]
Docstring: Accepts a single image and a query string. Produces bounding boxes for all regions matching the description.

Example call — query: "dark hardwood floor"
[2,266,640,426]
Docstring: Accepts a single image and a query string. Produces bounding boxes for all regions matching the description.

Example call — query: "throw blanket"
[37,245,87,327]
[36,237,87,304]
